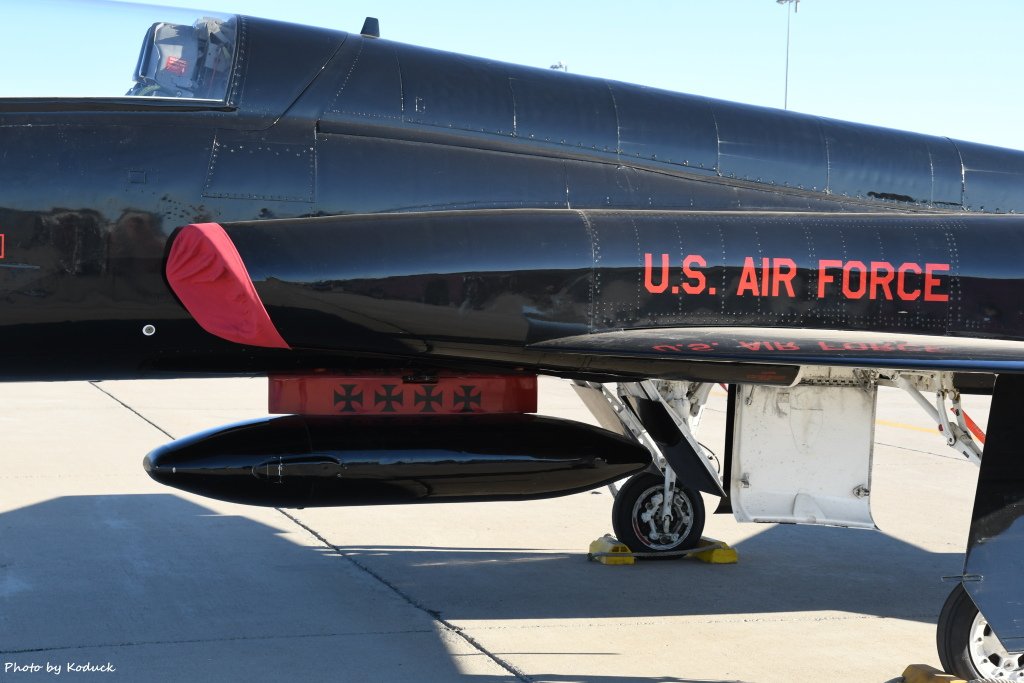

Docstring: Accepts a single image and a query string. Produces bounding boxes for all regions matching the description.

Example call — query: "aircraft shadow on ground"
[0,494,749,683]
[0,494,482,681]
[0,494,952,682]
[328,522,961,624]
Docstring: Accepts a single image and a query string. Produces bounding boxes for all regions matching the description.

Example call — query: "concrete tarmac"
[0,376,986,682]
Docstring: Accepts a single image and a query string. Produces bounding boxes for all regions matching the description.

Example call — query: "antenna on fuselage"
[360,17,380,38]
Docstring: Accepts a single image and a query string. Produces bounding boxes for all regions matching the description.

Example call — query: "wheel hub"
[969,611,1024,680]
[632,484,693,550]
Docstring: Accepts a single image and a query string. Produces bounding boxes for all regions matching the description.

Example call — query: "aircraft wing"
[531,326,1024,373]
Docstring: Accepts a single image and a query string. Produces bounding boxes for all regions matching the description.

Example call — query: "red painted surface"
[954,408,987,444]
[268,372,538,415]
[166,223,289,349]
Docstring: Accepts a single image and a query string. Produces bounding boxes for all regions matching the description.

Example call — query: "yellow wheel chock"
[587,534,738,565]
[901,664,965,683]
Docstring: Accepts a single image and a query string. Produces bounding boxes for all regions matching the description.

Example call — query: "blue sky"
[11,1,1024,150]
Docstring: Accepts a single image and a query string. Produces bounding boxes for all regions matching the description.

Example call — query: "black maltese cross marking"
[333,384,364,413]
[415,385,444,413]
[375,384,404,412]
[453,385,482,413]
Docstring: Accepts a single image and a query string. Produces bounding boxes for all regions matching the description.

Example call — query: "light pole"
[777,0,799,109]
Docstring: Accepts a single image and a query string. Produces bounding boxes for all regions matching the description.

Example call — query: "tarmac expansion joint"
[276,507,535,682]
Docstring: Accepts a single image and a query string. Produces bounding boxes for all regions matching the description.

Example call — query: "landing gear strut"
[573,379,721,557]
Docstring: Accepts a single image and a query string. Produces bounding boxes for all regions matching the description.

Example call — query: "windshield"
[3,0,236,102]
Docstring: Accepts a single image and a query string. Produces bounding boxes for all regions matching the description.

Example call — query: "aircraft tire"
[937,582,1024,679]
[611,472,705,559]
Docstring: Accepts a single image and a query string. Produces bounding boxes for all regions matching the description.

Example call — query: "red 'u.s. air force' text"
[643,253,949,302]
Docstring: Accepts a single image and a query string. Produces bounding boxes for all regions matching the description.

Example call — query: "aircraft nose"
[142,451,171,483]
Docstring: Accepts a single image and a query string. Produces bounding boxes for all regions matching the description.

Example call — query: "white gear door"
[729,381,877,529]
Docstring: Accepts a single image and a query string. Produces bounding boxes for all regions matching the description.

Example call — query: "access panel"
[729,376,876,528]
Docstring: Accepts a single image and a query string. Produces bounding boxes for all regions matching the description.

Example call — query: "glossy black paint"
[143,413,651,507]
[319,35,1024,212]
[1,15,1024,379]
[964,374,1024,651]
[629,397,724,497]
[0,16,345,380]
[1,10,1023,646]
[223,209,1024,372]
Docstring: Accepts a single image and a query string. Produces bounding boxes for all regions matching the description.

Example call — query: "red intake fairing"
[166,223,289,349]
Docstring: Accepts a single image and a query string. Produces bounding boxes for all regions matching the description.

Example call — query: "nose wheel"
[937,583,1024,680]
[611,471,706,557]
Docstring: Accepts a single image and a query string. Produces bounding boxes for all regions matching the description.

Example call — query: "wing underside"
[533,326,1024,373]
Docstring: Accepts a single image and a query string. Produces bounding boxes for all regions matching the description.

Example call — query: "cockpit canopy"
[2,0,236,102]
[128,17,236,100]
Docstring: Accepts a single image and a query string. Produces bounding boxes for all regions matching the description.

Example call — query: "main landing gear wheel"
[937,583,1024,680]
[611,471,705,558]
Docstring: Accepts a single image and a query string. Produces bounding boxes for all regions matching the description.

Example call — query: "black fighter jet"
[1,4,1022,678]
